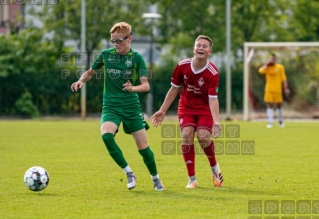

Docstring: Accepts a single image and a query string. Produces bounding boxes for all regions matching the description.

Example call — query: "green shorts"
[100,107,149,134]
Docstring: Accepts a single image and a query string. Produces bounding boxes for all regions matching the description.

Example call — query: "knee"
[102,133,122,156]
[197,129,211,147]
[182,138,194,145]
[197,137,210,148]
[102,133,115,147]
[181,129,194,145]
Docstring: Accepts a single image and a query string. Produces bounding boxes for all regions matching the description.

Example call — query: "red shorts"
[178,113,213,133]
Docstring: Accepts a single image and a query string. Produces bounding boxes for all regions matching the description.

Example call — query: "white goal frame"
[243,42,319,121]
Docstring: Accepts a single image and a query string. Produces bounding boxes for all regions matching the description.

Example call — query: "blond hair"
[110,22,131,35]
[195,35,213,48]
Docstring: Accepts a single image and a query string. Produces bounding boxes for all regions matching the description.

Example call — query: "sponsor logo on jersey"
[106,69,132,78]
[107,69,121,74]
[186,84,201,94]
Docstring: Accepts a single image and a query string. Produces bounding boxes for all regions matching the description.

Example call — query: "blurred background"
[1,0,319,120]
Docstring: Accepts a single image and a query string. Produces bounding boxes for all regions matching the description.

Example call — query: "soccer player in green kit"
[71,22,165,191]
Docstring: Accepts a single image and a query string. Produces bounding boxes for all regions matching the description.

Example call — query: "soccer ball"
[24,166,50,191]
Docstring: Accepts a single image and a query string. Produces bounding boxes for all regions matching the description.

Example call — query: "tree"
[153,0,226,58]
[0,27,64,116]
[31,0,150,70]
[291,0,319,41]
[153,0,319,56]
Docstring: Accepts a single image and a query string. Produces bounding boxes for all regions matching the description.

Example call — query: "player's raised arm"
[258,62,269,74]
[152,85,180,127]
[71,68,95,92]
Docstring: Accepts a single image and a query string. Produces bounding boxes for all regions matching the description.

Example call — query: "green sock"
[138,146,158,176]
[102,133,128,168]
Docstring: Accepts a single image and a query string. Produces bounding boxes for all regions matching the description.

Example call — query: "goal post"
[243,42,319,121]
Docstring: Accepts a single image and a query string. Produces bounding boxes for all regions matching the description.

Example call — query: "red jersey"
[171,58,219,115]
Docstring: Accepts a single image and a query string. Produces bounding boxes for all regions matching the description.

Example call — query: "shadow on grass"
[124,188,230,201]
[122,184,290,200]
[218,186,290,196]
[26,192,60,196]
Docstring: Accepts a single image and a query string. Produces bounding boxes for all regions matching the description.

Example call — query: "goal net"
[243,42,319,121]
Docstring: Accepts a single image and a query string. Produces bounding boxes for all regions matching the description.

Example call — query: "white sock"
[123,165,133,173]
[151,174,159,180]
[267,108,274,124]
[277,108,283,122]
[188,175,197,181]
[211,163,219,173]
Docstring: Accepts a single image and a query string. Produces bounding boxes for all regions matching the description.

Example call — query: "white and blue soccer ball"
[24,166,50,191]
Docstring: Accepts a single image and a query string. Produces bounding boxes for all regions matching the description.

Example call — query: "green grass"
[1,120,319,219]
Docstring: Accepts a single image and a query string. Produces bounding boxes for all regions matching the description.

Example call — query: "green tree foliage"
[155,0,319,54]
[0,27,66,116]
[14,91,40,118]
[1,0,319,117]
[154,0,226,57]
[232,0,319,43]
[32,0,149,69]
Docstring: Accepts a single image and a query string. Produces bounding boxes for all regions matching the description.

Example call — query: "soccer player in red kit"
[152,35,223,188]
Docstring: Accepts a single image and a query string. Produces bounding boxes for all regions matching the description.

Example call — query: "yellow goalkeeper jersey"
[258,63,287,93]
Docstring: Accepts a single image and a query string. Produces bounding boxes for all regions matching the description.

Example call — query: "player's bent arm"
[71,68,95,91]
[258,66,267,74]
[209,97,220,124]
[159,86,180,113]
[131,77,150,92]
[78,68,95,83]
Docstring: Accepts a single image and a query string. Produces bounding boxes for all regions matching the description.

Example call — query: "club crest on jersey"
[125,59,132,67]
[198,77,204,87]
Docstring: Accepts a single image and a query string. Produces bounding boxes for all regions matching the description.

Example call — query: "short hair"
[271,53,277,57]
[195,35,213,48]
[110,22,131,35]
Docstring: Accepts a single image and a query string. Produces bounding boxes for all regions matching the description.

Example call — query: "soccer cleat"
[152,178,165,191]
[212,163,224,187]
[279,121,285,128]
[126,172,136,190]
[185,179,198,189]
[266,123,273,128]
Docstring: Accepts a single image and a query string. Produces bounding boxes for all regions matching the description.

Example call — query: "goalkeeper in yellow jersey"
[258,54,290,128]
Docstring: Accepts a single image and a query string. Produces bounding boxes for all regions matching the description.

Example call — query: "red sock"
[203,141,217,167]
[181,144,195,177]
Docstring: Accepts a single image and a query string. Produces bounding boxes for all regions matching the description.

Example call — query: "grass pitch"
[0,120,318,219]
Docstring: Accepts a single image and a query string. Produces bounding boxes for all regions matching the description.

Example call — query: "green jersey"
[91,48,148,111]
